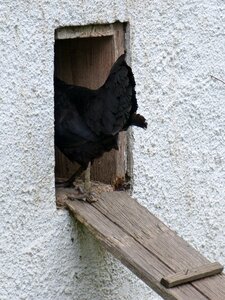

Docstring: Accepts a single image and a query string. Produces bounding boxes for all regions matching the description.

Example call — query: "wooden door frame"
[54,22,128,184]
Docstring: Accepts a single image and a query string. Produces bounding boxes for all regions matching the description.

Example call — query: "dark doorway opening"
[54,23,127,184]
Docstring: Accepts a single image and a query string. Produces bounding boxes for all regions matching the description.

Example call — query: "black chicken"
[54,54,147,189]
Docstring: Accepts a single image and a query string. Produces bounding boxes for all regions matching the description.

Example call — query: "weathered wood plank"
[55,23,118,40]
[92,192,225,299]
[65,192,225,299]
[161,262,223,288]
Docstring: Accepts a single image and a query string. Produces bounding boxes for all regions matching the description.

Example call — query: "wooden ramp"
[65,191,225,300]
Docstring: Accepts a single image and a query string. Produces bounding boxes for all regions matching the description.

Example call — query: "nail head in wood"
[161,262,224,288]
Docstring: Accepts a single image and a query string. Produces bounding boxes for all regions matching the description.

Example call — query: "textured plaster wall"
[0,1,224,300]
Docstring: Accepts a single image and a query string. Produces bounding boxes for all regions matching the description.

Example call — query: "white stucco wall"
[0,1,225,299]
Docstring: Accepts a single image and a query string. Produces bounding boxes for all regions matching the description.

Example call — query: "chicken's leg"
[84,162,91,193]
[56,163,96,203]
[83,162,97,203]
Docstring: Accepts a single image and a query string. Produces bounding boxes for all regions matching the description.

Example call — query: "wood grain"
[161,262,223,288]
[66,191,225,299]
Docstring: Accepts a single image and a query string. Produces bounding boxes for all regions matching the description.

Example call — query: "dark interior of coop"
[54,32,128,186]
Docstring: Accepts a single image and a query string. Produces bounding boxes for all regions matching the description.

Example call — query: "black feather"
[54,54,147,170]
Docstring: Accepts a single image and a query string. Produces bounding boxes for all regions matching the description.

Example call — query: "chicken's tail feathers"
[130,113,148,129]
[104,53,138,112]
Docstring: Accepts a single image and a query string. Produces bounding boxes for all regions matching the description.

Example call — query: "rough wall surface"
[0,1,224,299]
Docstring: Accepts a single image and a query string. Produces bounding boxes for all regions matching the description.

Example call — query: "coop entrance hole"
[54,23,128,184]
